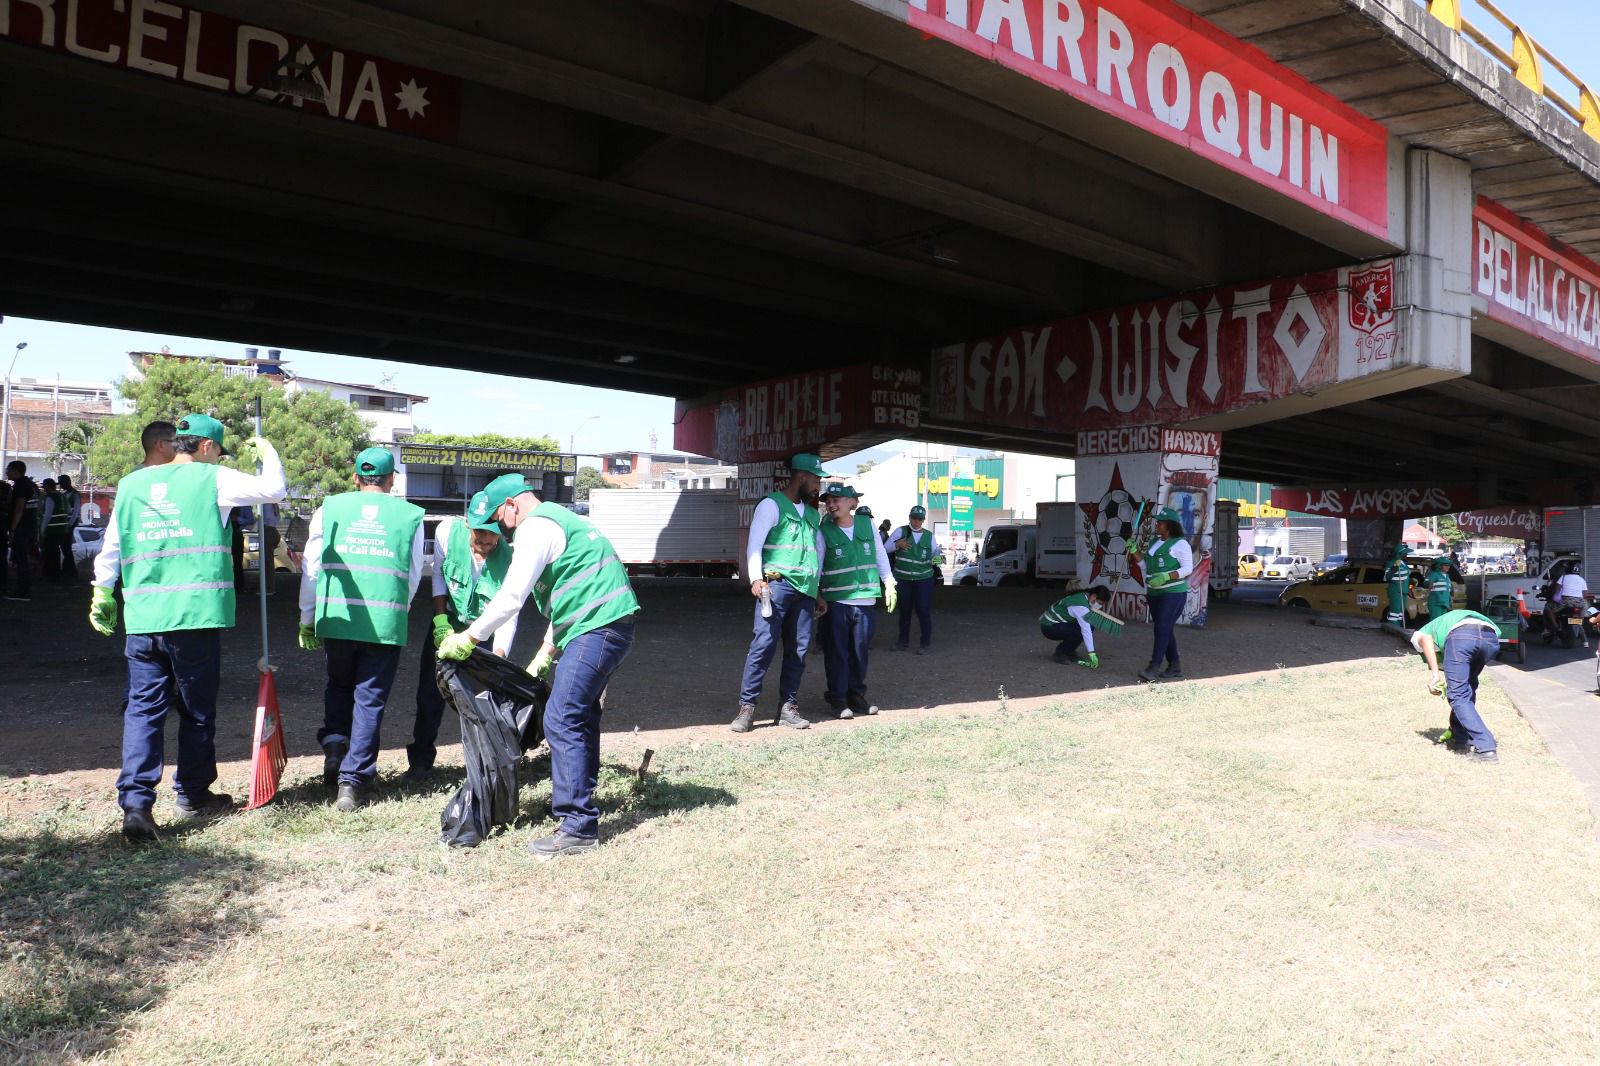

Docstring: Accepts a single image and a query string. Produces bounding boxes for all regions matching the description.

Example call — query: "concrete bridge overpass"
[2,0,1599,510]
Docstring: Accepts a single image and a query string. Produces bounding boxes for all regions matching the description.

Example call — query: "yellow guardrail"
[1425,0,1600,141]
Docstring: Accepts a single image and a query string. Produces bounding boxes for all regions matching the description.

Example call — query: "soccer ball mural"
[1096,489,1138,558]
[1079,466,1152,585]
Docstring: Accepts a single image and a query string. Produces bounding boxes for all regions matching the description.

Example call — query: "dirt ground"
[0,574,1398,809]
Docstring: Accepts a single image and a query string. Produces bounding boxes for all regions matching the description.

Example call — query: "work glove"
[236,436,271,468]
[88,587,117,636]
[437,631,477,661]
[528,644,556,682]
[1077,652,1100,670]
[297,623,322,651]
[883,580,898,613]
[431,613,453,648]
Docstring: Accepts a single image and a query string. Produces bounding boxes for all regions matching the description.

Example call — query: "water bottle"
[760,583,773,619]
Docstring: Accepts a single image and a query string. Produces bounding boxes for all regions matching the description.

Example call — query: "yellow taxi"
[1239,553,1265,579]
[1279,562,1464,624]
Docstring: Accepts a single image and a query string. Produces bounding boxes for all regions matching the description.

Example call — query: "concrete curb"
[1487,663,1600,841]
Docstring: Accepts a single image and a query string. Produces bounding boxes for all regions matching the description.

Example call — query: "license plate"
[1357,594,1378,607]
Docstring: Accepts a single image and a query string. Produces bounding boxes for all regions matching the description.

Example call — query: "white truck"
[1479,553,1582,613]
[587,488,740,578]
[950,502,1079,587]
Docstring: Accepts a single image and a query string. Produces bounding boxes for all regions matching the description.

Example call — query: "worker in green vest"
[438,473,640,860]
[889,505,942,654]
[1039,584,1116,666]
[729,454,830,733]
[1382,544,1413,626]
[88,413,285,844]
[1425,556,1455,623]
[297,447,426,812]
[406,490,517,782]
[1131,507,1192,683]
[1410,608,1501,761]
[40,474,81,582]
[816,483,897,718]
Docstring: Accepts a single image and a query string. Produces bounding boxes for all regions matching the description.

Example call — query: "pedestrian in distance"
[1425,555,1455,624]
[408,490,517,782]
[88,414,286,843]
[1382,544,1413,627]
[1411,608,1501,762]
[730,453,830,733]
[0,476,9,598]
[140,420,178,468]
[4,460,40,602]
[1132,506,1191,683]
[816,483,896,719]
[40,474,81,582]
[297,447,426,812]
[1040,584,1117,668]
[888,505,942,654]
[437,473,640,860]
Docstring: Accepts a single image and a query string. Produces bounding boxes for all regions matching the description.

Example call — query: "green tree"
[88,358,371,505]
[1435,513,1464,549]
[574,465,614,501]
[49,419,102,478]
[408,431,561,453]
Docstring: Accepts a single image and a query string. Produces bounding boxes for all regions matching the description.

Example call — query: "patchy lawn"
[3,659,1599,1064]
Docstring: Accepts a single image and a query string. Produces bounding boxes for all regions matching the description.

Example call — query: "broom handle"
[255,397,270,672]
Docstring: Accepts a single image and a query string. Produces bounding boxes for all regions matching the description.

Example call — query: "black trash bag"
[436,648,550,848]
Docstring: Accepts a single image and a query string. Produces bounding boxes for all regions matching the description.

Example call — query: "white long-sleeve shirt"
[745,495,826,584]
[1162,539,1195,580]
[467,511,568,647]
[889,526,942,561]
[297,497,426,624]
[94,444,288,589]
[430,516,517,655]
[828,517,894,607]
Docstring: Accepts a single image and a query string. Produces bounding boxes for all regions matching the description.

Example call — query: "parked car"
[1312,553,1348,577]
[71,525,105,563]
[1262,555,1313,580]
[1239,553,1265,579]
[1279,563,1465,623]
[242,530,301,575]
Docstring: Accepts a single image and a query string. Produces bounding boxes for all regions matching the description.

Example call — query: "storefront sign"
[1270,484,1478,519]
[917,458,1005,510]
[1,0,461,143]
[1454,507,1543,540]
[397,444,575,473]
[949,476,976,532]
[1474,197,1600,370]
[935,260,1401,434]
[906,0,1390,236]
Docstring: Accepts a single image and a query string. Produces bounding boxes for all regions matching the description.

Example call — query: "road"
[1228,579,1290,607]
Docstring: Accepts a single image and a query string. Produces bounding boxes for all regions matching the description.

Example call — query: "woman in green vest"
[1039,584,1114,667]
[297,447,426,812]
[1131,507,1192,683]
[816,483,897,718]
[889,505,942,654]
[407,490,516,781]
[439,473,640,860]
[1425,556,1456,623]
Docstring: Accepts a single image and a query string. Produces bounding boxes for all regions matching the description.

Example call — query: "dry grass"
[4,659,1600,1064]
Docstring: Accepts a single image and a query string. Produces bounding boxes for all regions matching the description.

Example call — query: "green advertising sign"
[918,458,1005,511]
[949,476,975,531]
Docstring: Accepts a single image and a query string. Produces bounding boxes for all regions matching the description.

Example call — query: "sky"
[1,0,1595,464]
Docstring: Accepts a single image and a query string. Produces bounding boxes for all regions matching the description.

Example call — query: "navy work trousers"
[738,578,814,707]
[118,628,223,811]
[411,636,446,773]
[896,577,934,649]
[318,637,403,787]
[1443,625,1499,753]
[820,600,876,710]
[1147,591,1184,670]
[546,620,634,840]
[1040,621,1086,660]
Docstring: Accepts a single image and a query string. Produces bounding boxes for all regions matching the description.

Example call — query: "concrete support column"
[1075,427,1222,627]
[1404,147,1474,371]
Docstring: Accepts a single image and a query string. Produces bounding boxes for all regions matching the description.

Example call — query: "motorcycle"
[1532,587,1592,649]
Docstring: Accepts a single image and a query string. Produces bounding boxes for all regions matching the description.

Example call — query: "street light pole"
[0,342,28,473]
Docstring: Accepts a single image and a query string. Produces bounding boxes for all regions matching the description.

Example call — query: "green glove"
[236,435,270,468]
[297,623,322,651]
[1438,727,1453,745]
[89,587,117,636]
[1146,570,1181,590]
[884,580,899,613]
[1077,652,1100,669]
[437,631,476,661]
[431,613,453,648]
[528,644,555,682]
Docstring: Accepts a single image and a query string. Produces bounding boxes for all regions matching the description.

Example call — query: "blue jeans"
[547,620,634,840]
[1147,591,1184,669]
[820,601,875,710]
[1443,625,1499,753]
[118,629,223,811]
[739,579,815,706]
[318,638,403,786]
[896,578,934,649]
[411,636,446,772]
[1041,621,1086,659]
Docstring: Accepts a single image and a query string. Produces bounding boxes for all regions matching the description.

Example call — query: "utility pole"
[0,342,27,472]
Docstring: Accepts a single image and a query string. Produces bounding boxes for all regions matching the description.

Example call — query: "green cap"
[354,446,395,477]
[822,482,860,499]
[1392,544,1413,558]
[856,506,874,518]
[482,472,534,515]
[1430,556,1450,569]
[465,491,502,531]
[174,413,229,454]
[1154,507,1184,525]
[789,453,831,478]
[909,505,927,519]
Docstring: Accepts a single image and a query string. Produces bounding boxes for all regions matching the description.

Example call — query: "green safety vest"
[1145,538,1185,598]
[115,463,234,634]
[314,491,424,646]
[439,518,511,627]
[760,492,822,599]
[1041,592,1090,629]
[528,502,639,650]
[1426,570,1453,607]
[46,489,78,528]
[820,514,881,603]
[891,527,935,583]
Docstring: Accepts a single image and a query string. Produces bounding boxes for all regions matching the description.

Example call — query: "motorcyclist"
[1543,560,1588,631]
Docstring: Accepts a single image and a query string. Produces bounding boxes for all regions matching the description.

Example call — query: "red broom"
[245,396,287,811]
